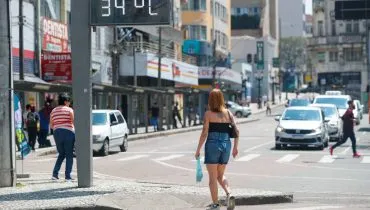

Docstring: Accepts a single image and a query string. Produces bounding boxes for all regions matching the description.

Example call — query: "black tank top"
[208,122,231,133]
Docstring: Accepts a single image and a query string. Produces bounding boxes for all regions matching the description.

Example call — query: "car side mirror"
[324,118,330,123]
[361,105,364,110]
[274,116,281,121]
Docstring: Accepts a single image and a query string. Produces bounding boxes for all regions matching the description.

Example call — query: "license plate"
[292,134,304,138]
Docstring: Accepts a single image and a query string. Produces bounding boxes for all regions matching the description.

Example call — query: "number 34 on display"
[101,0,158,17]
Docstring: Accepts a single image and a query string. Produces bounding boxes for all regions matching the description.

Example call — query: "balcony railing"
[308,35,365,46]
[122,41,197,65]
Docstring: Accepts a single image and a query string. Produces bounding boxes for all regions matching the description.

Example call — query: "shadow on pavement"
[0,187,114,201]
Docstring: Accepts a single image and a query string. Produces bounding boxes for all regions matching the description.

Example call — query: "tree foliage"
[280,37,307,71]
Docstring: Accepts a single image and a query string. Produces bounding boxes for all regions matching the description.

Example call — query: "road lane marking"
[116,155,149,161]
[153,154,185,161]
[244,141,273,153]
[273,206,344,210]
[276,154,300,163]
[339,137,361,155]
[236,154,260,162]
[361,156,370,163]
[318,155,337,163]
[93,157,102,160]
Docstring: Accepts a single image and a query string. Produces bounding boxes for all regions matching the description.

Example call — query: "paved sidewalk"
[0,174,293,210]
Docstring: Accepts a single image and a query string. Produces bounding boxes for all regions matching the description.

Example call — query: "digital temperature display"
[90,0,171,26]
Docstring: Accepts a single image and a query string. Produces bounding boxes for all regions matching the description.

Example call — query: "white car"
[275,107,329,150]
[313,95,351,117]
[353,100,363,125]
[310,104,343,141]
[92,110,129,156]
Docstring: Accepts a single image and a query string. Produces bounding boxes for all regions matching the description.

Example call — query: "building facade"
[278,0,306,38]
[308,0,367,102]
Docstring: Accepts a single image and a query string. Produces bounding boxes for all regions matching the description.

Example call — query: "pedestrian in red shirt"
[330,100,360,158]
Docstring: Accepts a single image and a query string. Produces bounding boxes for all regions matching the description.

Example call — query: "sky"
[306,0,312,15]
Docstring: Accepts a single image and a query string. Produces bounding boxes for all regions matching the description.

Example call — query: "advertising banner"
[198,67,242,84]
[41,51,72,82]
[42,18,69,52]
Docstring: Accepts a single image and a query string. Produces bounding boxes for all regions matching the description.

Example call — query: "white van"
[313,95,352,117]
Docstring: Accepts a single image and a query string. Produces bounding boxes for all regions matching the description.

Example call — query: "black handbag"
[227,110,239,138]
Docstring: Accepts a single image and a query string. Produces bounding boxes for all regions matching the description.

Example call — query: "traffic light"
[247,54,252,63]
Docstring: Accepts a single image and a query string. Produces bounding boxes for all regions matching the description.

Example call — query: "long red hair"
[208,89,225,112]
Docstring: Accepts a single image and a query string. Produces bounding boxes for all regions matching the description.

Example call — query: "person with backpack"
[26,106,40,151]
[38,102,52,148]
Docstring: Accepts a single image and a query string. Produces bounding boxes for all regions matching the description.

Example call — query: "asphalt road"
[20,108,370,209]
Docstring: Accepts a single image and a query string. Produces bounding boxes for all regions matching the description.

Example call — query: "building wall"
[279,0,305,38]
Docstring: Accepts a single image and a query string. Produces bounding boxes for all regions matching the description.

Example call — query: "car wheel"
[100,138,109,156]
[318,143,324,150]
[236,111,242,118]
[120,135,128,152]
[324,141,329,148]
[275,144,282,150]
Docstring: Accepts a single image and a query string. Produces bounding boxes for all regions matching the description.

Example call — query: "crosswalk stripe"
[318,155,337,163]
[236,154,260,162]
[116,155,149,161]
[153,154,185,161]
[31,158,54,162]
[276,154,300,163]
[361,156,370,163]
[93,157,102,160]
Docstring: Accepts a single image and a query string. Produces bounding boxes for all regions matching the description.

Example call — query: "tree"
[280,37,307,71]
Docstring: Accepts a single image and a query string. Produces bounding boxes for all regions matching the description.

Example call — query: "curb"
[36,118,260,157]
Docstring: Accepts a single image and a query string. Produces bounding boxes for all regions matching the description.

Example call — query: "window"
[346,22,352,33]
[188,25,207,40]
[109,113,117,125]
[329,51,338,62]
[215,3,220,17]
[211,0,214,14]
[95,28,101,50]
[353,21,359,33]
[115,113,125,124]
[318,21,324,36]
[344,48,362,61]
[317,52,325,63]
[182,0,206,11]
[331,20,336,36]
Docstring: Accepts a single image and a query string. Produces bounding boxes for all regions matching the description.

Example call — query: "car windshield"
[315,98,348,109]
[282,109,321,121]
[93,113,107,125]
[290,99,310,106]
[321,107,337,118]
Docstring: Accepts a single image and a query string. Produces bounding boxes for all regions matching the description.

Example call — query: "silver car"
[353,100,363,124]
[226,101,251,118]
[310,104,343,141]
[275,107,329,150]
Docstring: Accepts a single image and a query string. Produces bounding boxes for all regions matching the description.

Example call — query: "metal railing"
[123,41,197,65]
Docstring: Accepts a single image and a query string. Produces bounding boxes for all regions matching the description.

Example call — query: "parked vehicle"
[354,99,363,120]
[226,101,251,118]
[288,98,311,107]
[313,95,351,117]
[92,110,129,156]
[310,104,343,141]
[275,107,329,150]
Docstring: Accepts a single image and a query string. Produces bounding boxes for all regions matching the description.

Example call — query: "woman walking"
[50,93,75,181]
[195,89,239,210]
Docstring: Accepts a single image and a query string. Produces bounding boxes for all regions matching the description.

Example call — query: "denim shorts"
[204,132,231,164]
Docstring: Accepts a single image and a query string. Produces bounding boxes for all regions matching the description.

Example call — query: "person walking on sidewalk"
[150,102,159,132]
[195,89,239,210]
[330,100,361,158]
[38,102,52,148]
[266,101,272,116]
[50,93,75,181]
[26,106,40,151]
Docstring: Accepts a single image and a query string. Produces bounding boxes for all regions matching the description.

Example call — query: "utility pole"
[19,0,24,80]
[133,46,137,86]
[157,27,163,130]
[0,0,16,187]
[211,1,216,88]
[111,27,119,109]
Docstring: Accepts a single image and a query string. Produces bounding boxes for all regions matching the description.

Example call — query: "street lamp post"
[109,28,123,109]
[271,75,275,105]
[254,71,264,109]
